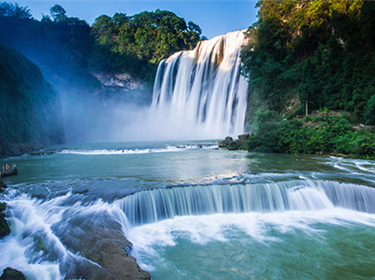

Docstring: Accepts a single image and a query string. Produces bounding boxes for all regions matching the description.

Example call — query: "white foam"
[128,209,375,270]
[59,144,217,155]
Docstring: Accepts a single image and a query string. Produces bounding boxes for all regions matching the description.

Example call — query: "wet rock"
[218,141,227,147]
[218,136,234,148]
[0,202,6,212]
[0,181,7,193]
[234,140,243,146]
[55,213,151,280]
[0,268,26,280]
[0,203,10,238]
[238,134,249,141]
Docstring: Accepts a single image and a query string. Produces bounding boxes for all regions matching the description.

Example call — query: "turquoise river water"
[1,141,375,279]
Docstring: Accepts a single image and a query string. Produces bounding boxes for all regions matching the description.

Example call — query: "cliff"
[0,43,65,157]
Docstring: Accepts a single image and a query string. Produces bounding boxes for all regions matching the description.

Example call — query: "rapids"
[1,141,375,279]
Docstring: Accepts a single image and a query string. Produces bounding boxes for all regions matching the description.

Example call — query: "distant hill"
[0,42,65,156]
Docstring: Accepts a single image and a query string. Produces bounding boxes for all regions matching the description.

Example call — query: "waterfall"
[149,30,248,140]
[118,180,375,226]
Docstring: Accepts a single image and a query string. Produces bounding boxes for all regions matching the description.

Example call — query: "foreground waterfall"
[119,180,375,225]
[150,31,248,139]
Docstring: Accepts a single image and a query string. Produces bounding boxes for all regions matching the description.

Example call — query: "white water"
[2,178,375,278]
[118,180,375,226]
[148,30,248,140]
[2,144,375,279]
[58,144,217,155]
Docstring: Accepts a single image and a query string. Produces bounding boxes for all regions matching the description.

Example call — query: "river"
[1,141,375,279]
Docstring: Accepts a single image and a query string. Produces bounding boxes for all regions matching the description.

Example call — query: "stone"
[0,268,26,280]
[238,134,250,141]
[0,213,10,238]
[218,141,227,147]
[0,203,10,239]
[235,140,243,146]
[56,214,151,280]
[225,136,233,142]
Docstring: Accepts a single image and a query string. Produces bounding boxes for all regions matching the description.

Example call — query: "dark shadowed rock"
[0,203,10,238]
[218,141,227,147]
[238,134,250,141]
[0,181,7,193]
[235,140,243,146]
[219,136,235,148]
[0,268,26,280]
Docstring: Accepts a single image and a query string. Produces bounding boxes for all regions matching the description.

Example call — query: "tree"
[0,2,31,19]
[50,4,66,22]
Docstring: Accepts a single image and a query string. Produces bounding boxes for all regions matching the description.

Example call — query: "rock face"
[0,43,65,157]
[92,72,143,91]
[0,268,27,280]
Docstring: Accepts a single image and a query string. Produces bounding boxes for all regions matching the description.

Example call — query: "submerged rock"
[0,268,26,280]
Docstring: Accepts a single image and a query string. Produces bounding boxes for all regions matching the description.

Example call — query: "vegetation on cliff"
[0,42,65,156]
[241,1,375,124]
[238,0,375,157]
[0,2,203,88]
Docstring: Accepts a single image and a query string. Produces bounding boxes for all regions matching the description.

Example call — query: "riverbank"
[222,113,375,160]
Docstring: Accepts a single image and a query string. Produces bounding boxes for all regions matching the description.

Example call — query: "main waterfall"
[149,30,248,139]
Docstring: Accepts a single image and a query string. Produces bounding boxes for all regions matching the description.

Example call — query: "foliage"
[241,0,375,125]
[91,9,202,83]
[0,42,65,156]
[240,112,375,159]
[0,2,203,88]
[0,1,31,19]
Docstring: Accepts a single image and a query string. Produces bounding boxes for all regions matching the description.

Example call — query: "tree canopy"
[241,0,375,124]
[0,2,203,86]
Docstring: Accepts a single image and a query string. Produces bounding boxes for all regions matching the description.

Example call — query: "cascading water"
[118,180,375,226]
[149,30,248,140]
[2,141,375,279]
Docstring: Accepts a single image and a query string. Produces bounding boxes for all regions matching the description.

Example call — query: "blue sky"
[15,0,259,39]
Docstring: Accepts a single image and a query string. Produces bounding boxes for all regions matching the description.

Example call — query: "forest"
[238,0,375,158]
[0,2,203,87]
[241,0,375,123]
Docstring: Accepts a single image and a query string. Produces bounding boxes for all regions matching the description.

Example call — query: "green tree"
[50,4,67,22]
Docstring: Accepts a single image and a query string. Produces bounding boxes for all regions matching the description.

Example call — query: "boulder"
[0,203,10,239]
[218,141,227,147]
[0,181,7,193]
[0,268,26,280]
[235,140,243,146]
[225,136,233,142]
[238,134,250,141]
[0,213,10,238]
